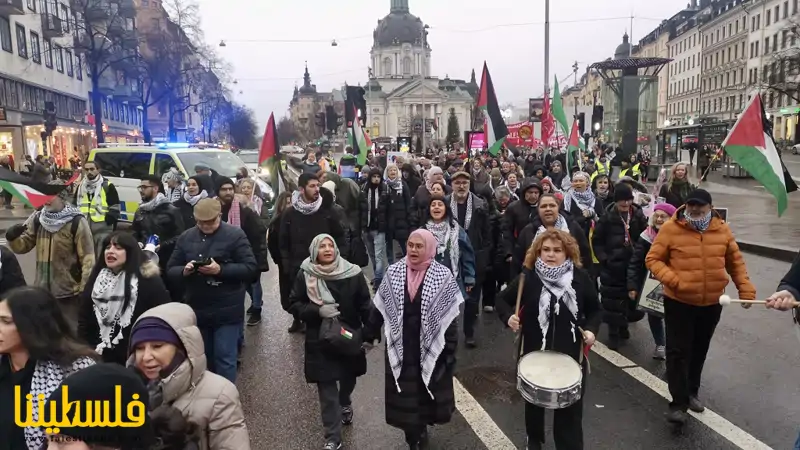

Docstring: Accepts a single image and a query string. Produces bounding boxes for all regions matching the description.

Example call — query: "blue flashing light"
[156,142,192,149]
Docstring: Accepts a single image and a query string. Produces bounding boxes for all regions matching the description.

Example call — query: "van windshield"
[178,151,245,178]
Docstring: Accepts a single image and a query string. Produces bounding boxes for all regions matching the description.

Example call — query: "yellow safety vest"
[79,181,109,223]
[595,159,610,175]
[619,163,641,179]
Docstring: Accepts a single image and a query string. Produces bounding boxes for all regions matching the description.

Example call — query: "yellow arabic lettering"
[124,393,145,427]
[13,388,36,427]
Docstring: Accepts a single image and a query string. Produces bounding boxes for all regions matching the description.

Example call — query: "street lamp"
[219,40,226,47]
[594,122,600,131]
[664,119,671,127]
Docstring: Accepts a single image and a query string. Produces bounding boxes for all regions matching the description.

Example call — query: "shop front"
[23,123,95,167]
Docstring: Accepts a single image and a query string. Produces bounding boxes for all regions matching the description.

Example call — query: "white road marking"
[590,342,773,450]
[454,377,517,450]
[0,238,7,246]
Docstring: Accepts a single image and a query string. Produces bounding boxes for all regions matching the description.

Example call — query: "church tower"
[390,0,408,13]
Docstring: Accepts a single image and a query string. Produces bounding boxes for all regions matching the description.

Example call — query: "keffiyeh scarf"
[533,214,570,243]
[227,198,242,227]
[450,193,473,230]
[165,184,185,203]
[684,210,712,232]
[426,220,461,279]
[367,185,381,227]
[534,258,578,350]
[37,204,83,233]
[91,269,139,354]
[373,260,464,398]
[77,175,103,210]
[183,190,208,206]
[564,188,596,213]
[291,190,322,215]
[138,193,170,212]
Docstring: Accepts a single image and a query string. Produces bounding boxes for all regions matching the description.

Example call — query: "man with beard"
[359,168,388,289]
[450,171,492,347]
[502,178,543,268]
[6,184,94,322]
[74,160,120,254]
[280,173,345,332]
[483,186,513,313]
[217,177,268,325]
[132,175,186,301]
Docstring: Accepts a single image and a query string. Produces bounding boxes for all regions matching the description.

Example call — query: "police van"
[87,143,250,222]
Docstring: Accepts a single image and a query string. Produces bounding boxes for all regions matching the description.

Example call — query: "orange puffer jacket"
[645,207,756,306]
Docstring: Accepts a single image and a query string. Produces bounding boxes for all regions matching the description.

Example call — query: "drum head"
[518,351,582,389]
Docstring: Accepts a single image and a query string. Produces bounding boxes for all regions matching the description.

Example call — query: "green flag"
[552,77,569,138]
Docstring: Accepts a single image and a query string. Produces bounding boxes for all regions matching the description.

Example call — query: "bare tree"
[759,22,800,104]
[70,0,140,143]
[277,117,300,145]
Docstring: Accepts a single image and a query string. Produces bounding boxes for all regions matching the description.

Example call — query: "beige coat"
[129,303,251,450]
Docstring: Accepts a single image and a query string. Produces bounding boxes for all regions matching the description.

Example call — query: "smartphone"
[193,258,212,267]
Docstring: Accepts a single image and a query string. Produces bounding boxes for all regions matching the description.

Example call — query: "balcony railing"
[113,83,140,104]
[0,0,24,16]
[40,13,64,39]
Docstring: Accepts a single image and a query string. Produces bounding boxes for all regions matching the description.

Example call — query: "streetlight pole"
[420,24,428,152]
[544,0,550,96]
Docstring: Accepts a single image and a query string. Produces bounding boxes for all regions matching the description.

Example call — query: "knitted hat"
[614,183,634,202]
[653,203,677,217]
[215,176,235,192]
[47,363,156,447]
[129,317,182,353]
[321,180,337,194]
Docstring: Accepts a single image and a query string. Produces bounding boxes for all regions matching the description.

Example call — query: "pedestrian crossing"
[0,238,8,246]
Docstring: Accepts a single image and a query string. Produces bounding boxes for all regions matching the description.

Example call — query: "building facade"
[666,9,707,127]
[362,0,476,141]
[699,1,749,122]
[633,24,671,127]
[288,64,346,142]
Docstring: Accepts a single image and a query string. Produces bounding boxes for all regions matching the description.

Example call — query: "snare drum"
[517,351,583,409]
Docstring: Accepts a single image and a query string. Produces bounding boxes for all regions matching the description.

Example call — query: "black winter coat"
[411,184,452,228]
[222,202,268,275]
[359,183,389,233]
[563,193,607,238]
[267,215,283,266]
[365,280,458,431]
[172,198,197,229]
[502,198,538,259]
[489,201,511,275]
[591,203,648,299]
[626,231,654,295]
[288,272,372,383]
[512,213,593,277]
[385,182,413,241]
[777,249,800,302]
[77,260,168,365]
[167,222,257,327]
[658,181,695,209]
[450,193,493,280]
[496,267,602,360]
[132,201,186,272]
[279,189,345,275]
[0,246,25,296]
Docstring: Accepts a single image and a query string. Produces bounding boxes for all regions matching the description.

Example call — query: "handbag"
[319,316,363,357]
[348,233,369,267]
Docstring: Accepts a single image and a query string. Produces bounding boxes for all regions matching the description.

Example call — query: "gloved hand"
[361,342,374,353]
[319,303,341,318]
[6,224,26,241]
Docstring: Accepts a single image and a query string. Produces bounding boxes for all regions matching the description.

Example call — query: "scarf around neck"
[373,259,464,398]
[166,183,185,203]
[227,198,242,227]
[79,175,103,209]
[534,258,578,351]
[37,205,83,234]
[564,188,596,213]
[139,193,170,212]
[684,210,712,232]
[300,234,361,305]
[183,189,208,206]
[91,269,139,354]
[367,184,381,227]
[291,190,322,215]
[406,229,437,300]
[386,176,402,193]
[426,220,461,279]
[450,193,474,230]
[533,214,570,243]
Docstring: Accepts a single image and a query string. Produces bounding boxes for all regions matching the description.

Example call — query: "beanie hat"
[47,363,156,447]
[653,203,677,217]
[321,180,336,195]
[215,176,235,192]
[614,183,634,202]
[129,317,182,354]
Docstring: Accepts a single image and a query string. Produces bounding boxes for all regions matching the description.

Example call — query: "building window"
[30,31,40,64]
[767,10,772,25]
[60,4,69,31]
[15,24,27,59]
[43,39,52,67]
[776,6,780,20]
[765,37,770,54]
[382,57,392,76]
[54,44,63,72]
[785,1,790,18]
[26,0,35,11]
[736,21,739,33]
[402,57,412,75]
[773,33,778,52]
[0,17,11,53]
[75,54,82,80]
[65,50,73,77]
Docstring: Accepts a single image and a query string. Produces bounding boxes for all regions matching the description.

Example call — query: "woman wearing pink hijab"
[366,229,465,449]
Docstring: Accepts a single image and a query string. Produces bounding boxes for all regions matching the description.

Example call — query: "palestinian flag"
[0,168,79,208]
[551,76,585,151]
[567,119,581,171]
[350,106,372,165]
[477,62,508,155]
[722,94,797,216]
[258,112,287,195]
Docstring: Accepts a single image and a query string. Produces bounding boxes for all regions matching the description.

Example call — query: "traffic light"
[325,105,338,133]
[345,86,366,125]
[591,105,604,137]
[314,112,326,129]
[43,101,57,136]
[577,112,585,136]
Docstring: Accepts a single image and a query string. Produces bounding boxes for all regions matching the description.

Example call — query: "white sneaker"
[483,306,495,313]
[653,345,666,360]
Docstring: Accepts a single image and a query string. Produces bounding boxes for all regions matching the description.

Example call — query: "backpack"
[33,214,84,256]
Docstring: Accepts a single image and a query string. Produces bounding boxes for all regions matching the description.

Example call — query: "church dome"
[373,0,427,48]
[614,33,631,59]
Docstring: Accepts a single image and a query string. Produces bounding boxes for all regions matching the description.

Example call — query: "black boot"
[287,318,303,333]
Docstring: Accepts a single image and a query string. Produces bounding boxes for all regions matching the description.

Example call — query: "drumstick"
[514,273,526,318]
[719,294,800,307]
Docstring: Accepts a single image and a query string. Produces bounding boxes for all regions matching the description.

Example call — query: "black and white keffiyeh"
[532,214,570,243]
[138,193,170,212]
[564,188,596,213]
[367,185,381,227]
[77,174,104,210]
[183,189,209,206]
[91,269,139,354]
[425,220,461,279]
[291,190,322,215]
[450,193,473,230]
[36,204,83,234]
[373,260,464,398]
[534,258,578,350]
[23,357,95,449]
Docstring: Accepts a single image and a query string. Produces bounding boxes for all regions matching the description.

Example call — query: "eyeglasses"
[137,185,154,191]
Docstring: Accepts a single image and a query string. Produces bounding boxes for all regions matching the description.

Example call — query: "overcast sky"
[195,0,690,128]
